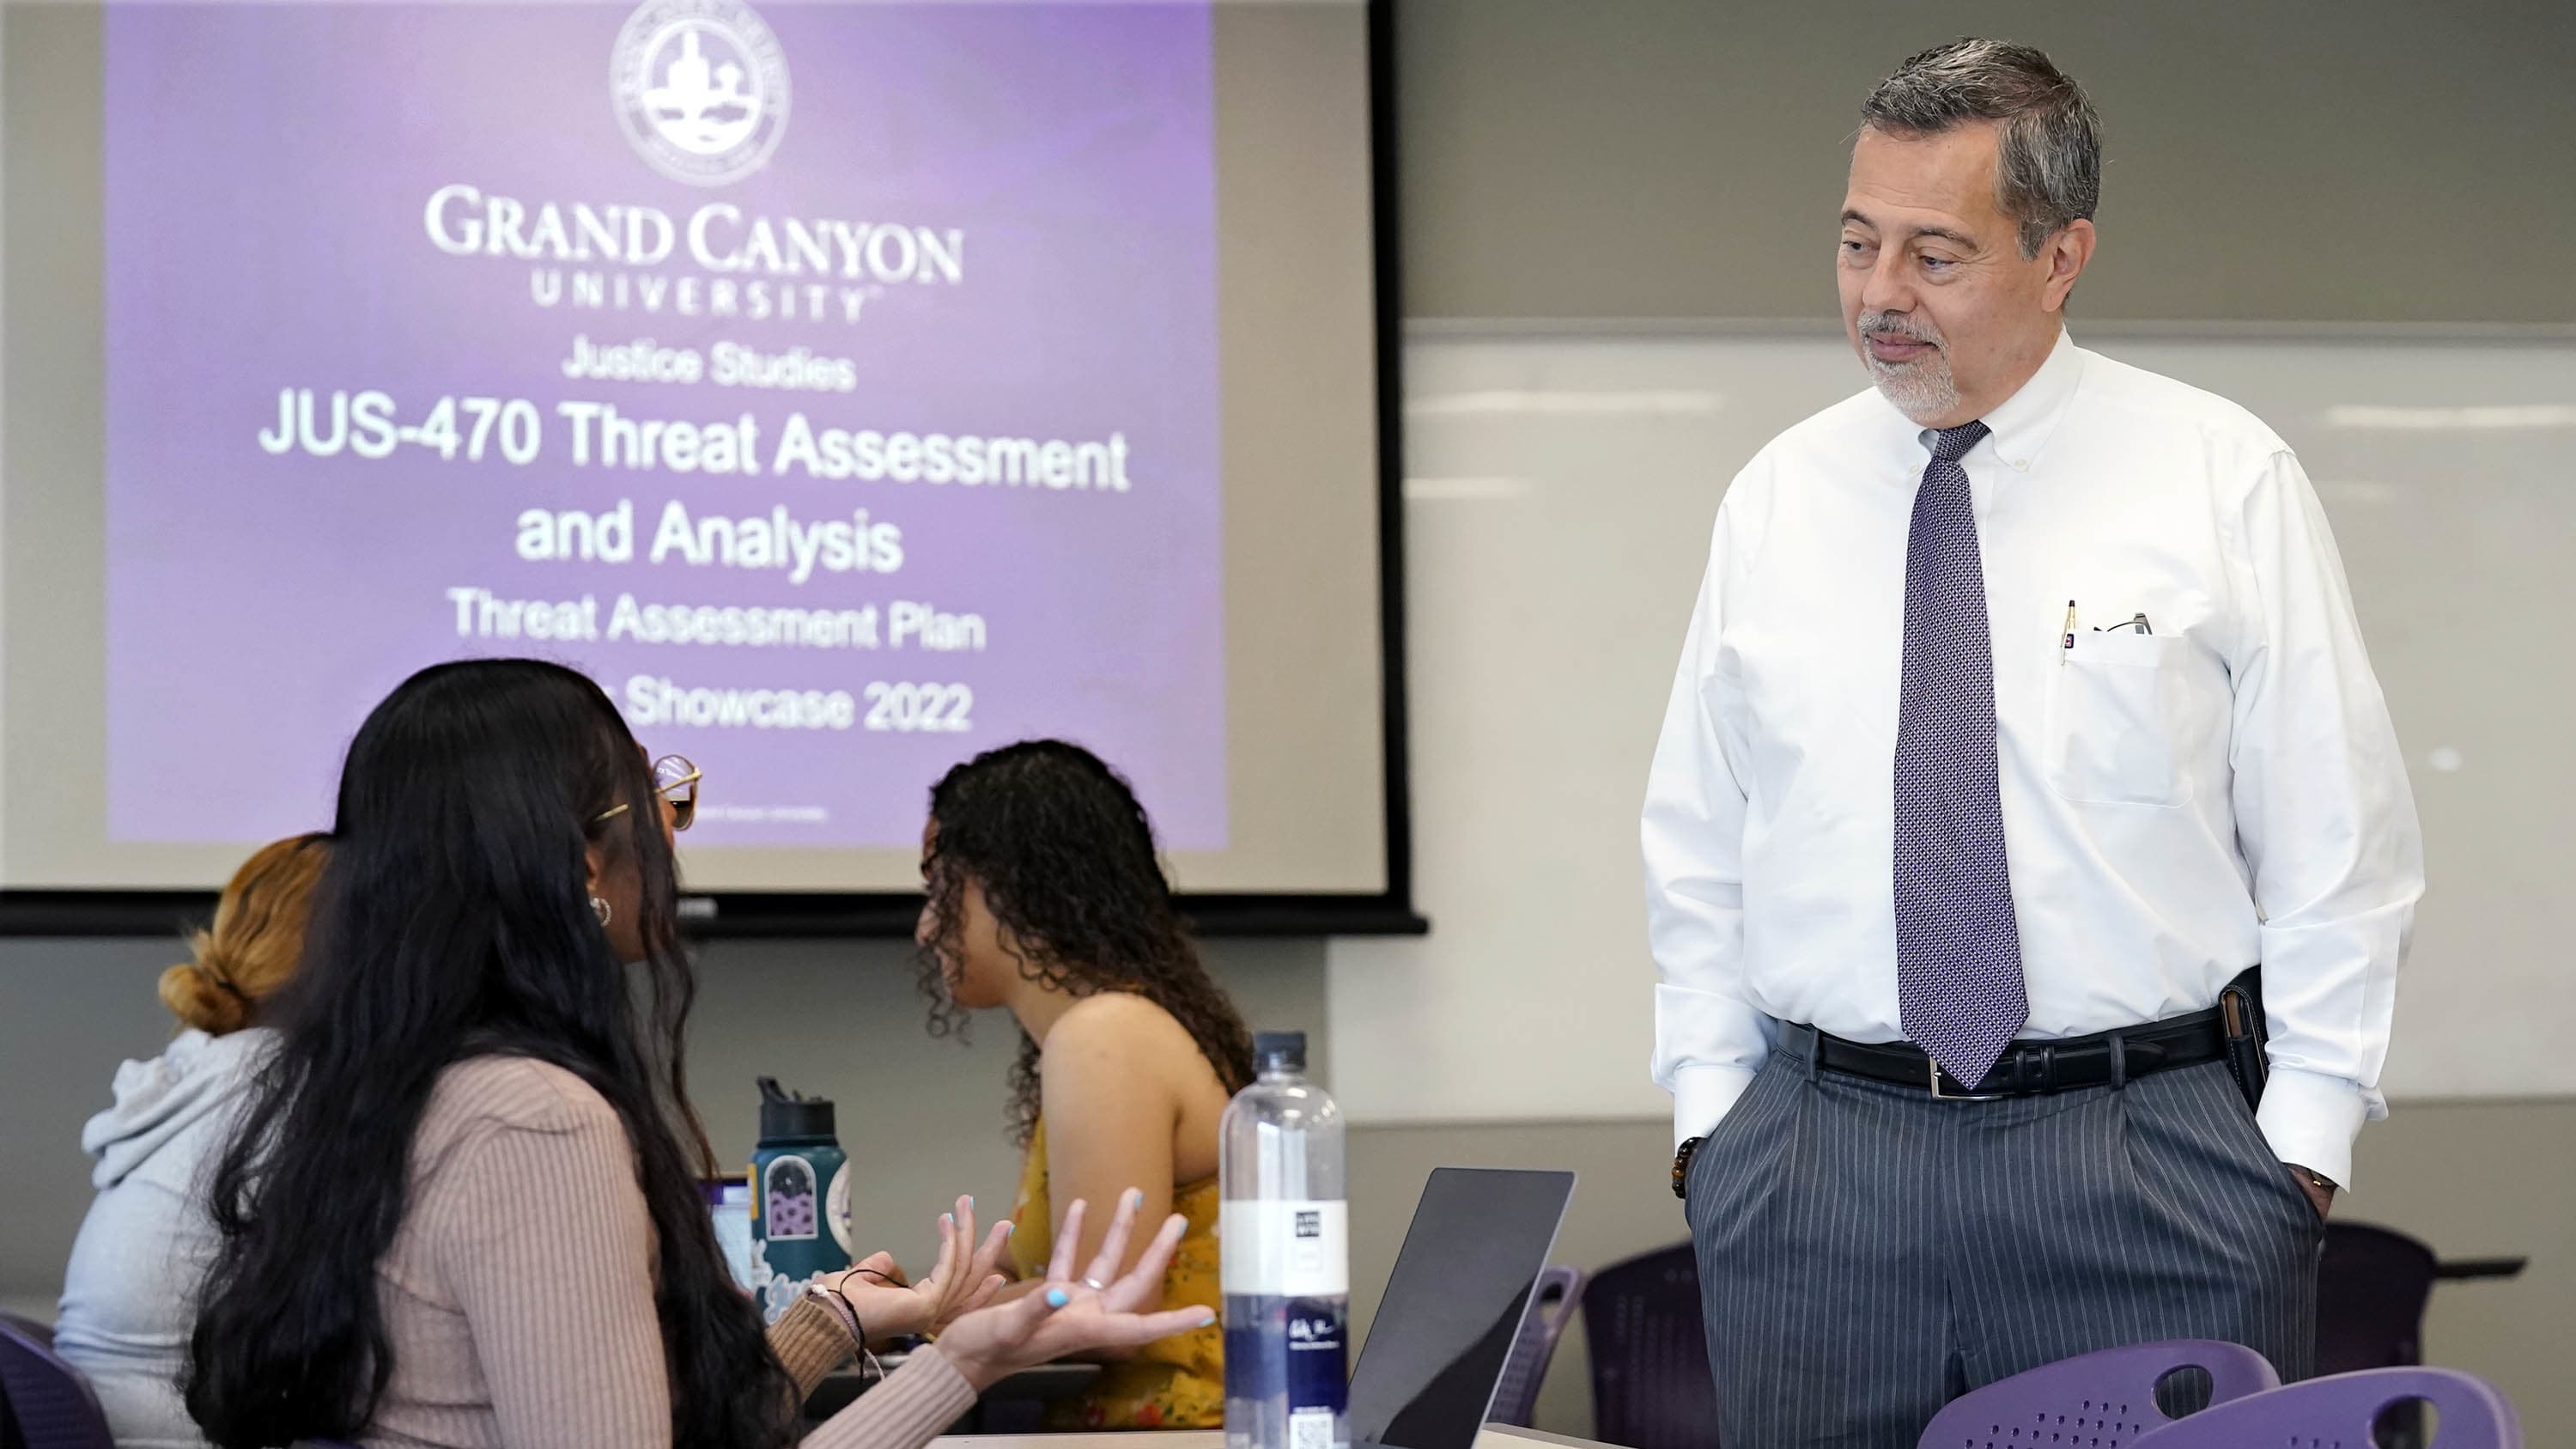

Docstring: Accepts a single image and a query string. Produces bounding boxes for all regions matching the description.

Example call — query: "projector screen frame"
[0,0,1425,941]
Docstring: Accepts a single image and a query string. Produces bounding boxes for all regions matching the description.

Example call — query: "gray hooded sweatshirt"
[53,1028,274,1449]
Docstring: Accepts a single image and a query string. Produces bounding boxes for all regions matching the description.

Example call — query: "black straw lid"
[756,1076,837,1142]
[1253,1031,1307,1073]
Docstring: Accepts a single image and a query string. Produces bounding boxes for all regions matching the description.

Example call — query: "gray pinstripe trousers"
[1684,1025,2322,1449]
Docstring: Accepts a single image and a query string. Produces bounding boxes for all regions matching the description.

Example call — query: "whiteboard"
[1327,327,2576,1121]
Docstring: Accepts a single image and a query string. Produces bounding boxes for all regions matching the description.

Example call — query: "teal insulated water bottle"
[750,1077,851,1323]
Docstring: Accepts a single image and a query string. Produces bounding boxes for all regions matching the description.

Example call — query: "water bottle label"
[1220,1201,1349,1296]
[1285,1301,1348,1416]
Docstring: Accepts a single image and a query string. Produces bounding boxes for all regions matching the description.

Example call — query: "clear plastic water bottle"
[1222,1031,1349,1449]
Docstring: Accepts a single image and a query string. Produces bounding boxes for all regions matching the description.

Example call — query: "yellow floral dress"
[1008,1117,1224,1429]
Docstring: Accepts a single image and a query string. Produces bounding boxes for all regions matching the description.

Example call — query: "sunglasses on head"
[595,754,702,832]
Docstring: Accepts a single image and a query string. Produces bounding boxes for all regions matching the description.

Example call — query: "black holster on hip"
[2218,965,2269,1108]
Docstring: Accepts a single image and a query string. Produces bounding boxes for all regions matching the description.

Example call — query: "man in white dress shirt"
[1643,40,2421,1447]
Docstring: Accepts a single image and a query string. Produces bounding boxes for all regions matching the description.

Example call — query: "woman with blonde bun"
[53,832,328,1449]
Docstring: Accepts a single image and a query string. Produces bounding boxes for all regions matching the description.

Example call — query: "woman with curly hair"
[913,740,1254,1431]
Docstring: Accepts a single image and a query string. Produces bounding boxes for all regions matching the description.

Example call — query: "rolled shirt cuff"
[769,1294,860,1397]
[2254,1065,2372,1190]
[1670,1062,1761,1151]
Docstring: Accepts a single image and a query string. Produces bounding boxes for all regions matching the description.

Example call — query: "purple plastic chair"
[1580,1243,1716,1449]
[0,1312,114,1449]
[1917,1340,2278,1449]
[1488,1265,1586,1428]
[2128,1367,2521,1449]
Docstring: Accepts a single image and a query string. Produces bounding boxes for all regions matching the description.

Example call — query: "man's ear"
[2044,218,2097,312]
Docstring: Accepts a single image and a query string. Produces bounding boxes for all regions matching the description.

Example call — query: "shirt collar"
[1912,325,2086,472]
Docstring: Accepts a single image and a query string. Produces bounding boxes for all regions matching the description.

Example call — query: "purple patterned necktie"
[1893,419,2029,1089]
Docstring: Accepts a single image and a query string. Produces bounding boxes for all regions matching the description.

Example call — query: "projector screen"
[1,0,1410,928]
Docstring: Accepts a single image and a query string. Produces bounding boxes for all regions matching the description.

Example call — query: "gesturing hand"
[933,1191,1214,1393]
[824,1194,1012,1344]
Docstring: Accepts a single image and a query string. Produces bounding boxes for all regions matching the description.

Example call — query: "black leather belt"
[1812,1007,2228,1099]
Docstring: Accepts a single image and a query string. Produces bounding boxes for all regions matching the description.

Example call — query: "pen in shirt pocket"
[2060,600,2076,663]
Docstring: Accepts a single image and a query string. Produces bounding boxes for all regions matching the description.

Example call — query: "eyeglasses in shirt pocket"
[2045,630,2194,807]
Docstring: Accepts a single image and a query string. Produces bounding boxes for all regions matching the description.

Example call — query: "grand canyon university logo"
[612,0,791,187]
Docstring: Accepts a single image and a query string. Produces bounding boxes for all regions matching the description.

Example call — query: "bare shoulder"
[1042,991,1206,1081]
[1048,989,1195,1050]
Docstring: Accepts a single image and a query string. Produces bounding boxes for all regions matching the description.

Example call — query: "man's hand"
[2287,1164,2336,1221]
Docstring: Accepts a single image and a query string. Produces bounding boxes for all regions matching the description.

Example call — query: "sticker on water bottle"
[1219,1201,1350,1295]
[764,1155,819,1241]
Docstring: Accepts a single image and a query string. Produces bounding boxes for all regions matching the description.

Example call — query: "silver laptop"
[1346,1166,1577,1449]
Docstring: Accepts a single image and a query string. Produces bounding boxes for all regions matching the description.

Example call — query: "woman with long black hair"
[913,740,1257,1430]
[185,661,1208,1449]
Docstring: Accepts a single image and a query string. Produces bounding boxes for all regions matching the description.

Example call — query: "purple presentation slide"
[104,0,1224,852]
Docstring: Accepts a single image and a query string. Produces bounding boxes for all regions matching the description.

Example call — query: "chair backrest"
[1487,1265,1585,1428]
[2319,1221,2442,1373]
[1580,1243,1716,1449]
[0,1315,26,1449]
[1916,1340,2279,1449]
[0,1313,115,1449]
[2128,1367,2521,1449]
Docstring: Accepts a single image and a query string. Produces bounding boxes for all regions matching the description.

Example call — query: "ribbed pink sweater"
[365,1056,975,1449]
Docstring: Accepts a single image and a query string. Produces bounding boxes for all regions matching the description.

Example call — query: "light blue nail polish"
[968,1196,975,1211]
[1046,1288,1071,1309]
[1003,1221,1016,1234]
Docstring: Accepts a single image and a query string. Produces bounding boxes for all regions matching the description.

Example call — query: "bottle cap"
[756,1076,837,1142]
[1253,1031,1306,1073]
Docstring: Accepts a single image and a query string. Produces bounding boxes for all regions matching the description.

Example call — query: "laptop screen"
[1346,1167,1576,1449]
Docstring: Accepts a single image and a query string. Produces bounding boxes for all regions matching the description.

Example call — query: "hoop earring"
[591,896,613,928]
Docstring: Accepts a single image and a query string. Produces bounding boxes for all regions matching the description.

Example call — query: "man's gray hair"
[1860,39,2100,259]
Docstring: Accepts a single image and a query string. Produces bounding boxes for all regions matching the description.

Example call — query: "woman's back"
[56,1029,275,1449]
[368,1054,672,1449]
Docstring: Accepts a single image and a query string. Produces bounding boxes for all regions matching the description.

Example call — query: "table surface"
[805,1356,1100,1422]
[926,1427,1610,1449]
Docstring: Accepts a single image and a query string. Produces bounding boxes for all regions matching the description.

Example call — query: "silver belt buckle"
[1929,1060,2004,1101]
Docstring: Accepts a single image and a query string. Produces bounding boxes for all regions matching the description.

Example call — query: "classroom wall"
[1393,0,2576,324]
